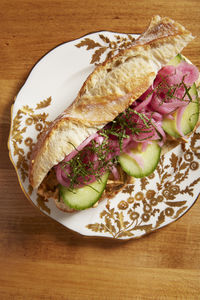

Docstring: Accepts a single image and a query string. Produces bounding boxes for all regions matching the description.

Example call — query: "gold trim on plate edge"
[7,32,200,239]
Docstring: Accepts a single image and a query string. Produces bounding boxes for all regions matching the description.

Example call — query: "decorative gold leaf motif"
[156,165,162,177]
[165,201,187,207]
[114,211,122,231]
[20,166,28,182]
[127,34,136,42]
[170,152,178,172]
[155,211,165,228]
[174,172,183,181]
[117,230,134,238]
[36,195,50,215]
[76,38,101,50]
[188,176,200,188]
[172,206,188,219]
[86,223,100,232]
[11,97,52,212]
[75,33,136,65]
[178,167,189,183]
[105,216,116,234]
[190,132,200,150]
[133,202,140,209]
[31,112,49,123]
[134,224,153,232]
[156,182,162,191]
[140,177,149,190]
[180,186,193,196]
[91,47,107,64]
[87,199,141,238]
[122,184,134,194]
[36,97,52,110]
[13,141,24,156]
[99,34,110,44]
[161,172,171,184]
[118,211,124,229]
[28,184,33,196]
[100,210,107,218]
[21,105,34,115]
[179,161,189,171]
[151,208,160,216]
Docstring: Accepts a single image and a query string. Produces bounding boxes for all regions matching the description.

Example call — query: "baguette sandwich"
[29,15,199,212]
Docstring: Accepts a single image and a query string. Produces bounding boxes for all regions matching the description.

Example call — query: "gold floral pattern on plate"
[86,131,200,238]
[76,33,136,64]
[10,97,52,213]
[8,30,200,239]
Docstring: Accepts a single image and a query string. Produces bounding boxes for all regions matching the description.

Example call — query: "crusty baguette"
[29,15,194,189]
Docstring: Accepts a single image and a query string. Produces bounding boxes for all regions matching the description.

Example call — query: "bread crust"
[29,15,194,188]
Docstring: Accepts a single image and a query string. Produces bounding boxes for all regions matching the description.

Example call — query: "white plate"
[8,31,200,239]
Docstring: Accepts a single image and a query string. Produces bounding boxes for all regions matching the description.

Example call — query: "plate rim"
[7,30,200,240]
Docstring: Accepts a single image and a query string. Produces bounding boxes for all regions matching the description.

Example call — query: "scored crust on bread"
[29,15,194,189]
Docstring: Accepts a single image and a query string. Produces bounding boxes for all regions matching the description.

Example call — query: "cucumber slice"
[118,141,161,178]
[162,83,199,138]
[163,54,199,138]
[59,172,109,210]
[167,54,182,66]
[162,53,199,138]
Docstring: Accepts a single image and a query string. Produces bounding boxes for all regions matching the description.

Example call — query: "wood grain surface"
[1,0,200,299]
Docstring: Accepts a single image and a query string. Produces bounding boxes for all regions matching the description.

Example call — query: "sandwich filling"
[37,55,199,210]
[55,58,199,190]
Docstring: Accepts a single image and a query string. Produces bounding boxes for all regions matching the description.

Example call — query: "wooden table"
[1,0,200,298]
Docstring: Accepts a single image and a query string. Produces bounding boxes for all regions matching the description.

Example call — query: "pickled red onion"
[177,61,199,85]
[151,94,188,114]
[77,133,99,151]
[110,165,119,180]
[135,93,153,112]
[55,164,71,187]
